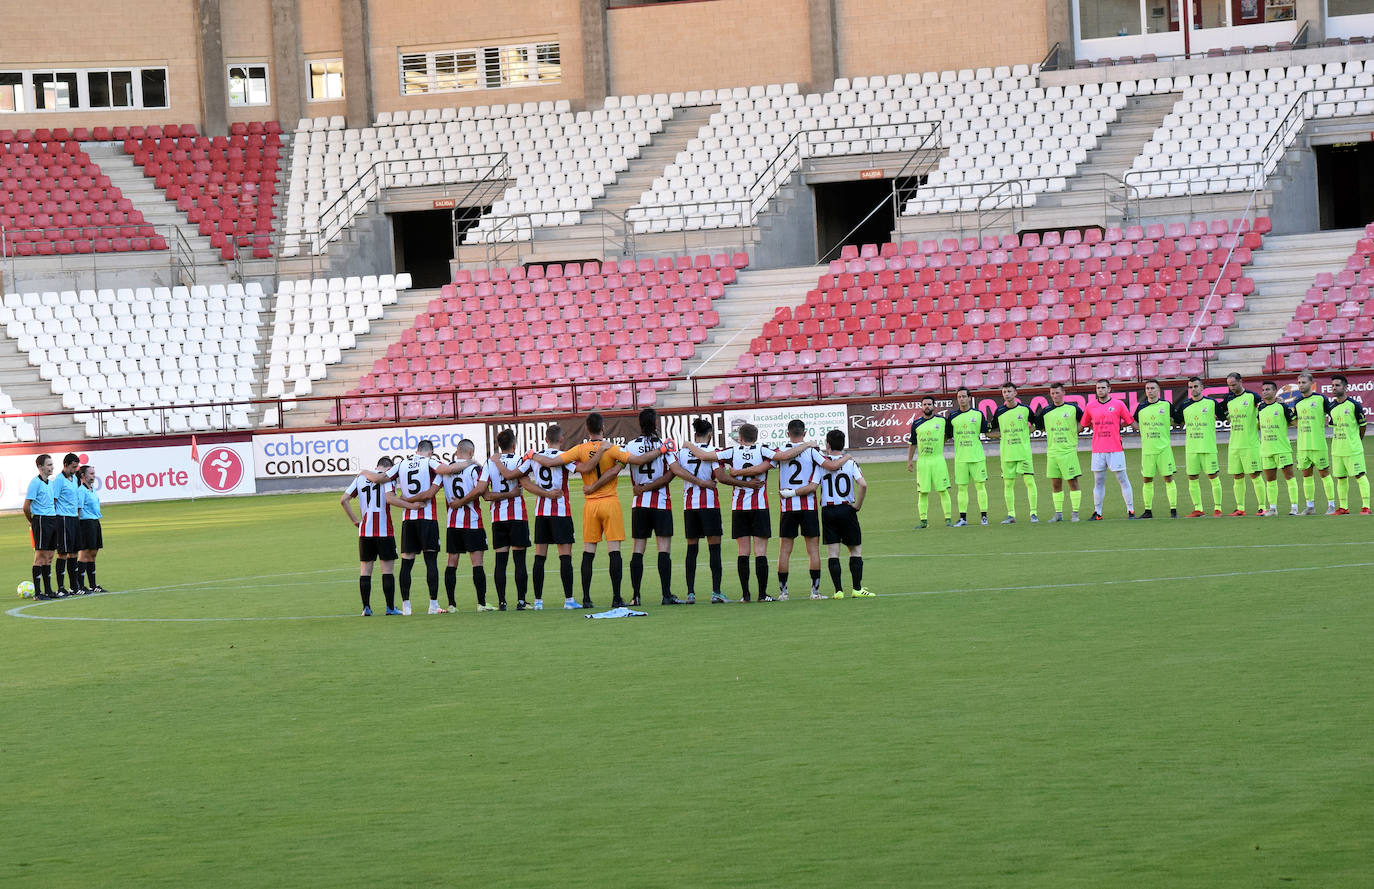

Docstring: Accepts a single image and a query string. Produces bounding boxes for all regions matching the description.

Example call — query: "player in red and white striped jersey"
[521,425,579,608]
[441,439,494,612]
[363,439,468,615]
[625,408,686,606]
[818,429,868,597]
[674,418,731,603]
[771,419,848,601]
[686,423,775,601]
[341,456,426,616]
[482,429,543,610]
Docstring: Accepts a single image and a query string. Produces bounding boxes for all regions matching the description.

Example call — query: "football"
[17,580,35,598]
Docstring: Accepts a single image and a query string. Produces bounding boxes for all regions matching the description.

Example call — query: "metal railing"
[455,206,640,268]
[4,336,1370,442]
[0,222,212,294]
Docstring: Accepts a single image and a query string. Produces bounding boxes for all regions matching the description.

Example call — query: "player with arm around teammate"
[483,428,545,611]
[1133,379,1178,519]
[342,456,420,616]
[1328,373,1370,515]
[76,464,106,593]
[772,418,851,601]
[624,408,685,607]
[521,425,580,609]
[441,438,495,612]
[676,418,729,603]
[712,423,779,602]
[819,430,870,599]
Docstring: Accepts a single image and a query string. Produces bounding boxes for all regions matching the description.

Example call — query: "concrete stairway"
[278,286,443,427]
[1213,228,1363,376]
[595,105,719,218]
[0,335,86,443]
[659,265,821,407]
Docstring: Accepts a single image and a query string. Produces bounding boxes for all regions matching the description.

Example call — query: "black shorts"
[821,504,863,547]
[447,527,488,554]
[400,518,441,554]
[31,515,58,551]
[631,506,674,539]
[683,507,723,540]
[533,515,575,546]
[57,515,81,553]
[730,509,771,540]
[359,535,399,562]
[779,510,820,539]
[491,519,531,550]
[80,519,103,551]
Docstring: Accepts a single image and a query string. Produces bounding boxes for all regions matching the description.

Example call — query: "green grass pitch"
[3,449,1373,888]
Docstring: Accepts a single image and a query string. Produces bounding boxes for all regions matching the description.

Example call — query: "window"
[0,72,23,113]
[1328,0,1373,16]
[33,72,79,110]
[141,69,168,108]
[398,41,561,95]
[308,59,344,101]
[228,64,269,106]
[88,70,134,108]
[1079,0,1142,37]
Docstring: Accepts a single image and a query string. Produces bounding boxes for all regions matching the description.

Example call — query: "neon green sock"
[1166,479,1178,510]
[1210,476,1223,511]
[1251,475,1266,510]
[956,486,968,516]
[1316,473,1329,508]
[938,490,952,519]
[1341,477,1351,509]
[918,492,928,521]
[1003,478,1017,519]
[1232,478,1247,511]
[1025,476,1038,515]
[1285,475,1298,508]
[1357,475,1370,510]
[1051,489,1064,512]
[1266,478,1278,509]
[975,481,988,513]
[1189,478,1203,510]
[1142,480,1154,508]
[1069,488,1082,511]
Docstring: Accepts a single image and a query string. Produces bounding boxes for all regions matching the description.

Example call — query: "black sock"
[399,558,414,601]
[580,551,595,600]
[657,551,671,598]
[755,555,769,598]
[810,568,821,595]
[56,557,67,590]
[382,574,396,609]
[828,557,843,592]
[850,556,864,589]
[472,565,487,606]
[608,550,623,601]
[423,551,439,600]
[77,562,89,589]
[70,557,80,589]
[31,565,42,594]
[494,551,509,604]
[709,542,722,593]
[630,551,645,599]
[533,554,547,599]
[359,575,372,609]
[559,554,574,599]
[513,549,528,601]
[87,561,97,588]
[737,555,751,598]
[41,565,52,595]
[444,566,458,606]
[685,543,699,595]
[777,569,789,592]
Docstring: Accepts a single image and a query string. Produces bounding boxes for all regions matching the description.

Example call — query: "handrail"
[1294,19,1311,50]
[1040,42,1064,74]
[5,336,1371,440]
[975,180,1026,240]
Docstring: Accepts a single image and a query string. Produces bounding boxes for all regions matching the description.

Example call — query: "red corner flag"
[190,435,200,464]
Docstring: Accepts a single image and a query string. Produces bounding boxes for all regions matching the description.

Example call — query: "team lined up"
[905,373,1369,525]
[341,409,869,616]
[21,453,106,599]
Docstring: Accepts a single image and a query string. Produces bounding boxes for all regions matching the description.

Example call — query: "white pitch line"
[861,539,1374,557]
[8,562,1373,623]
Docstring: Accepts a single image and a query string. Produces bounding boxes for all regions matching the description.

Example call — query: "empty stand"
[334,254,744,423]
[1267,222,1374,372]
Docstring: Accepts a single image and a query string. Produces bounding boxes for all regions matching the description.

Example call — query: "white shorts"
[1091,451,1127,473]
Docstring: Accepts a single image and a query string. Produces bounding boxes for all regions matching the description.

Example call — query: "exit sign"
[859,169,884,180]
[432,198,456,209]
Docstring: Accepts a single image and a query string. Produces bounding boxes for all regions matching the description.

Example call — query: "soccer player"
[51,453,83,595]
[1081,379,1136,520]
[991,383,1039,524]
[818,429,871,598]
[1328,373,1369,515]
[441,439,493,612]
[1293,372,1335,515]
[1171,376,1225,517]
[773,418,842,601]
[483,429,537,611]
[341,457,413,616]
[676,418,728,603]
[524,426,579,609]
[906,396,953,529]
[23,454,58,599]
[363,438,466,615]
[1224,372,1265,516]
[75,464,106,593]
[948,387,991,526]
[1257,380,1300,517]
[1034,382,1084,522]
[1133,380,1178,519]
[624,408,684,607]
[711,422,777,602]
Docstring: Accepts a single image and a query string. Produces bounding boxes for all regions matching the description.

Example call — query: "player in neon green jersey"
[1257,380,1300,517]
[1170,375,1225,517]
[1132,379,1178,519]
[992,383,1039,524]
[1328,373,1370,515]
[1034,381,1085,522]
[948,387,991,526]
[1224,372,1265,516]
[906,395,953,529]
[1293,371,1336,515]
